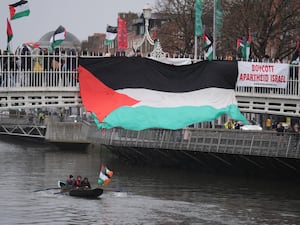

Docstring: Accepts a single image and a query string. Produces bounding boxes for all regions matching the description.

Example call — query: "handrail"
[96,127,300,159]
[0,53,299,97]
[1,115,299,159]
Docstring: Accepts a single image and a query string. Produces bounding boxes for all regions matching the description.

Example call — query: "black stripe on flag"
[9,0,28,7]
[79,57,238,92]
[53,25,65,36]
[106,25,118,33]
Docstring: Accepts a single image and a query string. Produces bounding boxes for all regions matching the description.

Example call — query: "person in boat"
[81,177,91,189]
[65,175,74,188]
[73,176,82,188]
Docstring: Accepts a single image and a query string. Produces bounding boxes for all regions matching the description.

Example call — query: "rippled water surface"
[0,137,299,225]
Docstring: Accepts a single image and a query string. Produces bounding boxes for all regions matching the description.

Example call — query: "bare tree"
[221,0,300,60]
[155,0,300,60]
[155,0,197,56]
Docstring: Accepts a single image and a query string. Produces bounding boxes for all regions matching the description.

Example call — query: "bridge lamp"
[141,3,155,47]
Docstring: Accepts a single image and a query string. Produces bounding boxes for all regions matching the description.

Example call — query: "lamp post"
[133,3,165,58]
[143,3,155,46]
[133,3,154,52]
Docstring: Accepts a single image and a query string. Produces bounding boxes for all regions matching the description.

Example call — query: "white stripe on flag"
[116,87,237,109]
[53,32,65,42]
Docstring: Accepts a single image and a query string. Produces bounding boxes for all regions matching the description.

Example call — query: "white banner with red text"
[237,61,289,88]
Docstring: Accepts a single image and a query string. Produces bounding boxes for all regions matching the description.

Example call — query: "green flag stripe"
[92,104,247,131]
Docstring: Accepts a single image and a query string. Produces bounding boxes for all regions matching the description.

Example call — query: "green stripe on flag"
[92,104,247,131]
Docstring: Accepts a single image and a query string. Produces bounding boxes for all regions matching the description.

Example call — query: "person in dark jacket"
[276,122,285,135]
[81,177,91,189]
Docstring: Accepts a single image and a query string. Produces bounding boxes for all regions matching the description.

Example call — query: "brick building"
[81,11,169,57]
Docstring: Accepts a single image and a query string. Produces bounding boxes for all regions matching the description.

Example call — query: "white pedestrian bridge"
[0,53,299,118]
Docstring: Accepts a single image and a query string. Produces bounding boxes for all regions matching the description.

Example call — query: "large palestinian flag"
[79,57,247,130]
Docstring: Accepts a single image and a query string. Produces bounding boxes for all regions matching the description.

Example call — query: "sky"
[0,0,157,51]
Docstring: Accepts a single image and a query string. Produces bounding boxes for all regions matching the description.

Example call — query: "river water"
[0,136,299,225]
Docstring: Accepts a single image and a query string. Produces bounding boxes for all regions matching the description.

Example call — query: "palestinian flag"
[7,18,13,43]
[15,42,39,55]
[105,25,117,45]
[98,165,113,186]
[79,57,247,131]
[237,38,243,50]
[237,31,251,61]
[50,25,66,49]
[9,0,30,20]
[6,18,13,52]
[203,30,213,61]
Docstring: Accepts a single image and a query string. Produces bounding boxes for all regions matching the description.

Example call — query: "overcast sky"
[0,0,156,51]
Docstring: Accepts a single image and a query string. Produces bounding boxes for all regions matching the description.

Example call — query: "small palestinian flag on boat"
[98,165,113,186]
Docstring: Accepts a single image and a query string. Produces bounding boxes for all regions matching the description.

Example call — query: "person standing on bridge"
[276,122,285,134]
[265,118,272,130]
[276,122,285,146]
[38,112,45,125]
[224,119,234,129]
[292,123,300,149]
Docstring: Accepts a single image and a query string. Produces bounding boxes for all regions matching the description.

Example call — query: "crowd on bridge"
[223,117,300,148]
[0,47,78,87]
[0,46,299,87]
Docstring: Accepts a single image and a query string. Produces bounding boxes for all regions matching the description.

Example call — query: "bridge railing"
[1,113,299,159]
[97,127,300,159]
[0,53,78,88]
[0,53,299,97]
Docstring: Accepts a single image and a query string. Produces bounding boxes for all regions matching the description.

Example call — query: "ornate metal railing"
[0,53,299,117]
[0,53,299,94]
[0,53,78,88]
[1,115,299,159]
[95,127,300,159]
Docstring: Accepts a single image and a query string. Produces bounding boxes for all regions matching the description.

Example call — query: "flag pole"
[194,36,197,60]
[203,25,206,60]
[213,0,216,60]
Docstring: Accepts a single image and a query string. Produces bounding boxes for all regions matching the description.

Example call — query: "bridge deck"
[0,116,299,159]
[95,127,300,159]
[0,54,299,117]
[0,54,300,161]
